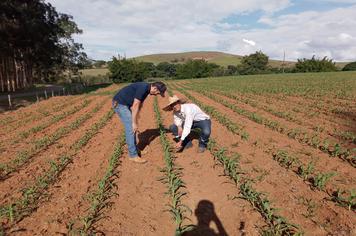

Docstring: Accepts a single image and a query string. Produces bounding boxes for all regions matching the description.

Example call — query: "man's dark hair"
[151,81,167,96]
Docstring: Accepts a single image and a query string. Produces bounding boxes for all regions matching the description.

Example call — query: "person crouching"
[163,95,211,153]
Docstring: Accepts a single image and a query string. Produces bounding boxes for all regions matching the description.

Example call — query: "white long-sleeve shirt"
[173,103,210,141]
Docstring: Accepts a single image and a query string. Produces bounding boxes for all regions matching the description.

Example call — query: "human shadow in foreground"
[136,128,161,151]
[184,200,228,236]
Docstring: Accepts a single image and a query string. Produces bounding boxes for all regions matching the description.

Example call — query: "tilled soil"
[172,88,356,235]
[1,87,355,236]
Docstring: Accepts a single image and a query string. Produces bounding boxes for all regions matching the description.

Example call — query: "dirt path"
[157,97,265,235]
[13,116,120,235]
[0,97,89,153]
[95,96,175,235]
[187,89,356,191]
[171,88,356,235]
[0,96,110,204]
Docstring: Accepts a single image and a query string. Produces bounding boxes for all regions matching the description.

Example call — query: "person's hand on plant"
[175,140,183,150]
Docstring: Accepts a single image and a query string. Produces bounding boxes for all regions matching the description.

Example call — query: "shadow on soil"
[183,200,228,236]
[137,128,161,151]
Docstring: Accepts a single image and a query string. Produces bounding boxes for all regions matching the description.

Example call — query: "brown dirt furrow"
[171,89,356,235]
[0,96,111,204]
[0,97,89,151]
[188,90,356,190]
[0,95,106,164]
[0,95,81,136]
[0,95,69,122]
[216,91,350,134]
[157,97,265,235]
[95,96,175,235]
[245,92,355,131]
[12,117,121,235]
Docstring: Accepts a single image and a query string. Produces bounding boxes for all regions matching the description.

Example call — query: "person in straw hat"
[163,95,211,153]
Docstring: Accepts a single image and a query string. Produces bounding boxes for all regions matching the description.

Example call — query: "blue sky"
[47,0,356,61]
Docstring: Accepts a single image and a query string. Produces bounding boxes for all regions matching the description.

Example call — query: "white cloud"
[243,39,256,46]
[47,0,356,62]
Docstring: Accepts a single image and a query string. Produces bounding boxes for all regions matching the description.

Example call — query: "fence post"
[36,93,39,103]
[44,90,48,99]
[8,94,12,109]
[51,90,54,97]
[63,88,65,96]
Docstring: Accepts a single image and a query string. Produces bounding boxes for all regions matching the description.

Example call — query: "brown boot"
[129,156,147,163]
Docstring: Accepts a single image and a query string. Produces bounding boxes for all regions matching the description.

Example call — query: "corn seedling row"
[0,98,109,180]
[183,86,356,168]
[69,133,125,235]
[214,90,356,146]
[271,149,355,211]
[171,84,302,235]
[207,139,302,235]
[2,95,81,131]
[171,84,249,140]
[153,97,193,236]
[175,84,354,203]
[11,99,93,143]
[0,109,115,230]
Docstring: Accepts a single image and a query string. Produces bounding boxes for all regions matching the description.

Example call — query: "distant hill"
[134,51,296,68]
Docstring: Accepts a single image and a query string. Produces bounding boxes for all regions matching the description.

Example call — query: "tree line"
[0,0,86,92]
[108,51,355,83]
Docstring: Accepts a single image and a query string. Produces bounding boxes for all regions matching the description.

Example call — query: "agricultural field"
[0,71,356,235]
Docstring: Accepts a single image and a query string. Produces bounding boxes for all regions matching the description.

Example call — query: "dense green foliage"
[108,51,346,82]
[237,51,269,75]
[342,62,356,71]
[295,56,337,72]
[0,0,87,86]
[108,57,153,83]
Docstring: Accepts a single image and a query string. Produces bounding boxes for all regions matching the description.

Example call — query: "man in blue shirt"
[112,81,166,163]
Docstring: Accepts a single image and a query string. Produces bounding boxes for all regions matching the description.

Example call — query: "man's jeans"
[170,119,211,148]
[113,102,138,157]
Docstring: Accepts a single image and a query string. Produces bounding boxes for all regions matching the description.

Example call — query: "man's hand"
[132,122,139,133]
[175,140,183,150]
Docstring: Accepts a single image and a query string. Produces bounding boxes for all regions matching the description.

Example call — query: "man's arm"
[177,126,183,136]
[131,98,141,132]
[180,111,193,141]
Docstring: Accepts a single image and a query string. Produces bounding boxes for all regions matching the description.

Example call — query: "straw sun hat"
[163,95,185,111]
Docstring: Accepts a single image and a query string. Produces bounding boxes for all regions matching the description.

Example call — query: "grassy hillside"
[135,51,297,68]
[80,68,109,76]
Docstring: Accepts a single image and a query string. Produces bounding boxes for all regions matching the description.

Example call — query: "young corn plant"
[207,139,241,184]
[273,150,300,169]
[206,138,302,235]
[72,134,125,235]
[0,98,109,180]
[0,108,115,230]
[312,172,336,191]
[239,181,302,236]
[15,99,92,142]
[297,161,315,181]
[182,85,356,168]
[153,97,194,235]
[331,189,356,211]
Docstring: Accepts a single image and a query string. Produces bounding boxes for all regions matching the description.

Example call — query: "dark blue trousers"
[169,119,211,148]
